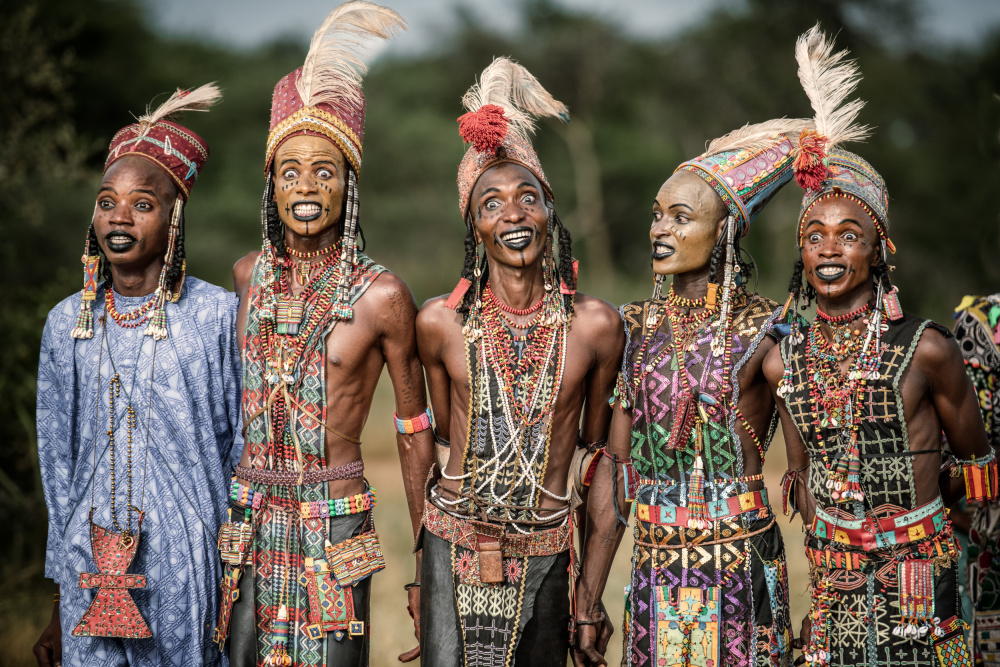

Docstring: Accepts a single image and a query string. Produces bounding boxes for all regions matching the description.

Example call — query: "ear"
[714,214,729,244]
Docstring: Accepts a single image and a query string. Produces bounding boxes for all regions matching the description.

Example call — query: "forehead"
[804,195,877,236]
[472,162,543,200]
[275,134,345,166]
[101,156,177,199]
[655,170,720,212]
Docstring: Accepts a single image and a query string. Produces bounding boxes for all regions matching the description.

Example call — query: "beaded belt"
[235,460,364,486]
[805,546,865,571]
[810,497,947,550]
[300,488,376,519]
[422,501,571,558]
[635,489,769,527]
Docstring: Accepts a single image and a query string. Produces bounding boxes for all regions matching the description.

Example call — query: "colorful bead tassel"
[71,254,101,339]
[687,454,708,530]
[964,456,999,502]
[264,604,292,666]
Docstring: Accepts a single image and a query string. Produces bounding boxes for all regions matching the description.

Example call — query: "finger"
[597,620,614,653]
[397,645,420,663]
[54,632,63,666]
[582,645,607,666]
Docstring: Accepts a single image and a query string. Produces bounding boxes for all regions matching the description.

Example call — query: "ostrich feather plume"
[137,82,222,128]
[702,117,812,157]
[795,23,871,146]
[296,1,406,110]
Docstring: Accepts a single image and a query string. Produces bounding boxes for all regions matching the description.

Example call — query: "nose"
[106,201,133,226]
[650,216,671,240]
[817,236,841,258]
[294,174,318,196]
[501,199,527,224]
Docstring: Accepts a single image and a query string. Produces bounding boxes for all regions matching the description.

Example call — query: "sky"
[144,0,1000,54]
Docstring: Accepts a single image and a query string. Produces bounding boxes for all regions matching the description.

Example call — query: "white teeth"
[293,203,321,215]
[502,231,531,240]
[818,266,843,276]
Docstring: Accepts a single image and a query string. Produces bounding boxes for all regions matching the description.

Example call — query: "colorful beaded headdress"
[71,84,222,340]
[455,57,569,216]
[790,25,890,250]
[448,58,577,329]
[263,1,405,175]
[675,118,811,239]
[257,1,405,323]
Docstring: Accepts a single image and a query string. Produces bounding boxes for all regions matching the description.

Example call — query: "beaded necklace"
[485,282,545,316]
[803,304,884,502]
[478,287,564,422]
[105,288,157,329]
[285,244,338,286]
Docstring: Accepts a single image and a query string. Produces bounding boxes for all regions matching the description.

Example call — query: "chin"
[282,218,336,238]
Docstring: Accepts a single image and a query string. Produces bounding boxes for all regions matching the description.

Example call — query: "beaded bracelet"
[394,407,433,435]
[300,487,377,519]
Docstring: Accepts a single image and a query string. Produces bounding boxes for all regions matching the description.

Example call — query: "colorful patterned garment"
[226,251,383,667]
[618,293,792,667]
[38,279,243,666]
[779,313,971,667]
[954,294,1000,666]
[421,316,572,667]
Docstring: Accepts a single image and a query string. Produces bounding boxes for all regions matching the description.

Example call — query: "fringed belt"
[635,489,769,527]
[810,497,947,550]
[633,515,776,549]
[235,460,364,486]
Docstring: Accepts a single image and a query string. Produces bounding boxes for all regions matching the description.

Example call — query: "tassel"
[457,104,509,153]
[882,286,903,321]
[264,605,292,666]
[71,300,96,339]
[838,442,864,502]
[71,241,101,339]
[687,453,708,530]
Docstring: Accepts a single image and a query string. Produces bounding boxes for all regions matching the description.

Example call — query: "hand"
[397,585,420,663]
[793,615,812,666]
[33,602,62,667]
[571,602,614,667]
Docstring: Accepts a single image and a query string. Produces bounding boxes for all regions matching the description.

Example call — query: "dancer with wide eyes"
[414,57,623,667]
[33,84,241,667]
[764,25,994,667]
[572,35,829,667]
[216,4,435,667]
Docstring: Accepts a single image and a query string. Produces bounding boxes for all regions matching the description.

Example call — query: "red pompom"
[793,129,829,191]
[457,104,509,154]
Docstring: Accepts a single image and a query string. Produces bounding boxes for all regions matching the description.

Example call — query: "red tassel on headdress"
[457,104,509,154]
[793,129,830,191]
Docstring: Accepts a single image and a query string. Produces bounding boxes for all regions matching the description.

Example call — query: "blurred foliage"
[2,0,998,662]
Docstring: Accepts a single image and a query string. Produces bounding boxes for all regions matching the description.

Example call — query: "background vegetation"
[2,0,998,663]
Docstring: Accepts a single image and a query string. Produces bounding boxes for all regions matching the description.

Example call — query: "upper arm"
[580,298,625,444]
[373,273,427,413]
[233,251,259,347]
[762,343,810,469]
[916,327,991,459]
[416,297,455,440]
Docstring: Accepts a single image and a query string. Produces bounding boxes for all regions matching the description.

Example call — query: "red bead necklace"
[105,288,157,328]
[485,282,545,316]
[816,298,875,325]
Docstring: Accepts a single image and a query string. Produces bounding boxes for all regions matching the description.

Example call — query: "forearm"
[577,456,628,617]
[396,429,435,540]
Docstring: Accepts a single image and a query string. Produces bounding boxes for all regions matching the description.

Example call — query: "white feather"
[461,57,569,142]
[138,82,222,128]
[296,1,406,110]
[795,23,871,146]
[702,118,813,157]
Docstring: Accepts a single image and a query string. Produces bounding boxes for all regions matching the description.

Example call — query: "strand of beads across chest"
[631,289,736,501]
[260,246,342,467]
[800,299,884,504]
[469,286,567,506]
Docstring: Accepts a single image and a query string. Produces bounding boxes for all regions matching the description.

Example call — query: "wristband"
[395,407,433,435]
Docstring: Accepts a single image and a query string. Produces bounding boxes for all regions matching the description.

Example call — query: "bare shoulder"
[357,270,418,332]
[571,293,623,337]
[913,321,962,373]
[762,342,786,387]
[233,251,261,293]
[417,295,464,338]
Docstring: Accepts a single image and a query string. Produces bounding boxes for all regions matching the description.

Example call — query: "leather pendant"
[477,535,504,584]
[73,510,152,639]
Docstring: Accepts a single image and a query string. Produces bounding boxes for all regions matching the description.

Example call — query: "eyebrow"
[805,218,863,231]
[278,158,302,168]
[311,160,338,167]
[479,187,500,198]
[130,188,158,197]
[668,203,693,212]
[517,181,538,190]
[98,186,117,194]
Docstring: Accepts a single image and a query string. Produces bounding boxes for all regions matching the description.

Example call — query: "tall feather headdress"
[265,1,406,174]
[793,23,872,190]
[135,83,222,138]
[456,57,569,214]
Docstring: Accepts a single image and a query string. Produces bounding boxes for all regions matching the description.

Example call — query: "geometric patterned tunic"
[619,293,792,667]
[38,278,243,666]
[779,312,967,667]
